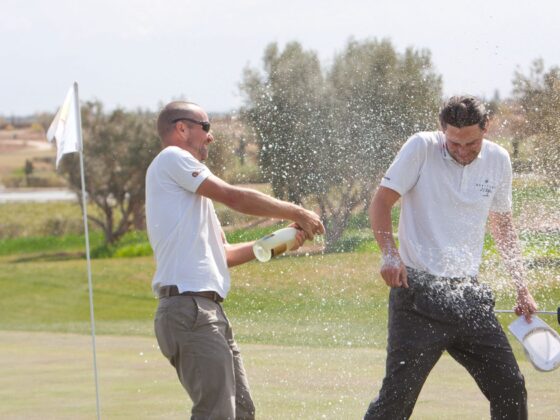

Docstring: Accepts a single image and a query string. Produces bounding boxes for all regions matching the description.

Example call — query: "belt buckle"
[159,285,174,299]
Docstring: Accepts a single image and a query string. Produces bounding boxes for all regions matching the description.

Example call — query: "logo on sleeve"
[192,171,199,178]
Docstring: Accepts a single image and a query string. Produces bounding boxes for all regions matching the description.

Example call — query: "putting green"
[1,331,558,419]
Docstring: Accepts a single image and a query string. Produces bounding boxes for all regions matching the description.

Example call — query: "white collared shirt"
[380,131,512,277]
[146,146,230,297]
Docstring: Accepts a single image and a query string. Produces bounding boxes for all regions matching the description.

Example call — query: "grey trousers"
[155,295,255,420]
[364,268,527,420]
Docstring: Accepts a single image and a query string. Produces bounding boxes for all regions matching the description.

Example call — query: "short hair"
[439,96,489,130]
[156,101,200,140]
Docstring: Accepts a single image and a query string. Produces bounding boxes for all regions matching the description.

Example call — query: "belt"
[406,267,477,283]
[158,285,224,302]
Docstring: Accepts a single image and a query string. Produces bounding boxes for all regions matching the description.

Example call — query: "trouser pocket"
[154,297,200,360]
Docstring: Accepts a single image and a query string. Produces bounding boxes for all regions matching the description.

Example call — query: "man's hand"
[380,253,408,288]
[488,211,537,321]
[369,187,405,288]
[288,224,307,251]
[294,208,325,241]
[515,286,538,322]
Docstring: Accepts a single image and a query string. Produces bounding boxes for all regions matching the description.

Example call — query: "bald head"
[156,101,203,142]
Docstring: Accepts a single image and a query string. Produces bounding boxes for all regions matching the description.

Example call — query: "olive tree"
[241,42,326,204]
[513,59,560,186]
[60,102,160,244]
[241,39,442,248]
[319,39,441,244]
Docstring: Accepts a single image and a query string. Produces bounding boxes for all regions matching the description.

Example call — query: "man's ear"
[175,120,188,137]
[482,115,491,135]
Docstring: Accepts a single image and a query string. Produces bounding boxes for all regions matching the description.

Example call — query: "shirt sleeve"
[161,147,212,193]
[380,134,427,196]
[490,152,513,213]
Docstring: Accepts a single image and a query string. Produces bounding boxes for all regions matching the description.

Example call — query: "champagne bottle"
[253,227,298,262]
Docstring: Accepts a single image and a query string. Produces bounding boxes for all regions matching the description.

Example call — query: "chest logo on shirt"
[192,171,200,178]
[475,179,496,197]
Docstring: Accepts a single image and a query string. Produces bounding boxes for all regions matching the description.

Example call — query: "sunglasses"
[172,117,211,133]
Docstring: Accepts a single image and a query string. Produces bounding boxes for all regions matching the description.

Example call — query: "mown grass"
[2,331,559,419]
[4,331,560,420]
[0,252,385,345]
[0,231,106,257]
[1,250,558,351]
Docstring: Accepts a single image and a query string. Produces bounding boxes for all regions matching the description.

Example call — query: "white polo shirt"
[380,131,512,277]
[145,146,230,297]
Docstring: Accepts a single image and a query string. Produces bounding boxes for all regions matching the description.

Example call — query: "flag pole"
[73,82,101,420]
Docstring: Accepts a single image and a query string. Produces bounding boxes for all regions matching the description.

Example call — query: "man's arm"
[488,211,537,320]
[197,175,324,240]
[221,227,307,267]
[369,186,408,288]
[223,241,256,268]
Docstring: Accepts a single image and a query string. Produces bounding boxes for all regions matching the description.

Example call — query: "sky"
[2,0,559,116]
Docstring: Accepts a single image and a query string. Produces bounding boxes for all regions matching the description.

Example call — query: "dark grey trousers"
[364,268,527,420]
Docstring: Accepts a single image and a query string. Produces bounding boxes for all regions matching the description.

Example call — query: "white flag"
[47,82,82,168]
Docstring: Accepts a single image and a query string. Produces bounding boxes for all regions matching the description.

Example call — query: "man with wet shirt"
[364,95,537,419]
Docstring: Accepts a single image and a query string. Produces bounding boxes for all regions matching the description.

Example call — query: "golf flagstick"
[77,89,101,420]
[47,82,101,420]
[495,307,560,325]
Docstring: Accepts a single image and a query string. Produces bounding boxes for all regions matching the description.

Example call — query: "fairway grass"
[1,331,559,419]
[1,252,558,346]
[1,250,559,418]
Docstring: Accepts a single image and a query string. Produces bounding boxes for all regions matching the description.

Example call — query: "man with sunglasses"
[364,96,537,419]
[145,101,324,419]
